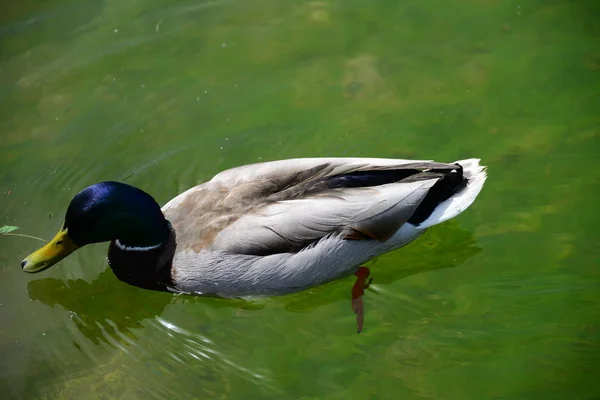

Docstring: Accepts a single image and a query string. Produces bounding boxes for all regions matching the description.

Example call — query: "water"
[1,0,599,398]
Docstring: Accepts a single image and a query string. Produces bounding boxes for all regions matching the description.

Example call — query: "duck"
[22,157,486,332]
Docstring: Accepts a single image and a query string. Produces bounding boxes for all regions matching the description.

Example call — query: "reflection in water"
[27,269,172,348]
[27,269,277,397]
[27,270,279,397]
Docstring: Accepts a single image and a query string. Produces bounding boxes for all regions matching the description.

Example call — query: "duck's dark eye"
[56,240,64,245]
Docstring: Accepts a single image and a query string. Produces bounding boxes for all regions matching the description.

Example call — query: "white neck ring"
[114,239,162,252]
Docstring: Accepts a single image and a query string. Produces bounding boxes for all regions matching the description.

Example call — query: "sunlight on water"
[153,317,272,385]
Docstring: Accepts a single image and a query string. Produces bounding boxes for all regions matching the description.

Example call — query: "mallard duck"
[22,157,486,331]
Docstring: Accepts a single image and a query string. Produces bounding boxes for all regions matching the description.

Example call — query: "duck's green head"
[21,182,169,273]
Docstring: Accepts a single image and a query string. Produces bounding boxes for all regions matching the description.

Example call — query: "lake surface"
[1,0,599,398]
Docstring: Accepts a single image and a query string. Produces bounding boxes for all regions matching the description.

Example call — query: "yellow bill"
[21,228,79,273]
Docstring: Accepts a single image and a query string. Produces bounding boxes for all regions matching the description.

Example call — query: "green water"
[1,0,599,398]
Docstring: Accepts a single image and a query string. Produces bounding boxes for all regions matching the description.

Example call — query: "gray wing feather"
[164,158,455,256]
[211,179,438,255]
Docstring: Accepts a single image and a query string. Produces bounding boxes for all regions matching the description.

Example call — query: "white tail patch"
[114,239,162,252]
[417,158,487,229]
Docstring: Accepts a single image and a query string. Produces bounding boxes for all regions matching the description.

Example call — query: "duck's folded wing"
[164,157,464,256]
[211,177,440,256]
[210,157,444,189]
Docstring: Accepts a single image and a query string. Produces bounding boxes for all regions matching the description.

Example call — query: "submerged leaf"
[0,225,19,234]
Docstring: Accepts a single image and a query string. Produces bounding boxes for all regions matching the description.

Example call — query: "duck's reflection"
[27,221,480,343]
[27,269,172,347]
